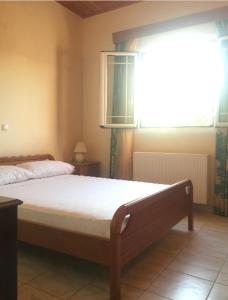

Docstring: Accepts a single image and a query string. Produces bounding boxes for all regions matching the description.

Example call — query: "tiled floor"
[18,211,228,300]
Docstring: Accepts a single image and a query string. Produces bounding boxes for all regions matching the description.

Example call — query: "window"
[100,23,224,128]
[100,52,137,128]
[136,24,222,127]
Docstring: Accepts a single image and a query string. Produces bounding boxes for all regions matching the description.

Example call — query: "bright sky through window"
[136,26,223,127]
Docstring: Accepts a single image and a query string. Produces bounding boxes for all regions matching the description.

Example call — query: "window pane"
[106,54,135,126]
[136,24,222,127]
[218,47,228,123]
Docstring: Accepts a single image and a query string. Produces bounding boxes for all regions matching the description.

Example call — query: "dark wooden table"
[0,197,22,300]
[70,161,101,177]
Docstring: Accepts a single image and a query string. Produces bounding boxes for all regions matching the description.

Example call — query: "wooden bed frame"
[0,154,193,300]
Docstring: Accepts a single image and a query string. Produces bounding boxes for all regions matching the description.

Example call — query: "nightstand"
[71,161,101,177]
[0,197,22,300]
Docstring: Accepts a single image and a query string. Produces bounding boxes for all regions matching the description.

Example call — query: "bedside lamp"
[74,142,87,163]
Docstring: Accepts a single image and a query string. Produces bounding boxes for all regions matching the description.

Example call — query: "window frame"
[101,41,223,129]
[100,51,138,129]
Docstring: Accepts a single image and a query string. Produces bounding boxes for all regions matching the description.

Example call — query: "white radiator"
[133,152,208,204]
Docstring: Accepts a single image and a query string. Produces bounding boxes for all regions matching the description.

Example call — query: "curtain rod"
[113,5,228,44]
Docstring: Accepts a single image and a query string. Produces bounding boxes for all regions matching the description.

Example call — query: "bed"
[0,154,193,300]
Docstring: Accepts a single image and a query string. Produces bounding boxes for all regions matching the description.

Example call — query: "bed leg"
[110,263,121,300]
[188,185,194,231]
[188,209,193,231]
[110,237,121,300]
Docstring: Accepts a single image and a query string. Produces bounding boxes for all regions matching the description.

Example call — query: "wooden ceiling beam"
[58,1,139,18]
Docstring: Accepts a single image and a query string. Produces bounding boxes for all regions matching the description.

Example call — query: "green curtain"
[215,128,228,216]
[109,42,134,179]
[214,20,228,216]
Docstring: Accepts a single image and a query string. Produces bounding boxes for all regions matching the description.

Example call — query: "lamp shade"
[74,141,87,153]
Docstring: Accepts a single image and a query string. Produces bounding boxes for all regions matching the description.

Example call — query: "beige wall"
[82,1,228,204]
[0,1,83,161]
[1,1,226,204]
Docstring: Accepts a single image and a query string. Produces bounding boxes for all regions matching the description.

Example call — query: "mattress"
[0,175,168,238]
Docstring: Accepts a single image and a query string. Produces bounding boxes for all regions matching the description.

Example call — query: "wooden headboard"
[0,154,54,165]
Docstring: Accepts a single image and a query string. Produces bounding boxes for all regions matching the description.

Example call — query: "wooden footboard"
[110,179,193,300]
[18,180,193,300]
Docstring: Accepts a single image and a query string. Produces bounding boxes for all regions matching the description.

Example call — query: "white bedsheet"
[0,175,168,238]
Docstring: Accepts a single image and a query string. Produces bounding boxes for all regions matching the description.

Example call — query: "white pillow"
[0,165,33,186]
[17,160,75,179]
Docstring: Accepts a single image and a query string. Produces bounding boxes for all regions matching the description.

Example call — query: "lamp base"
[75,153,85,163]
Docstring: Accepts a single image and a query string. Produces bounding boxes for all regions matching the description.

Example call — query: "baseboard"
[193,203,213,212]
